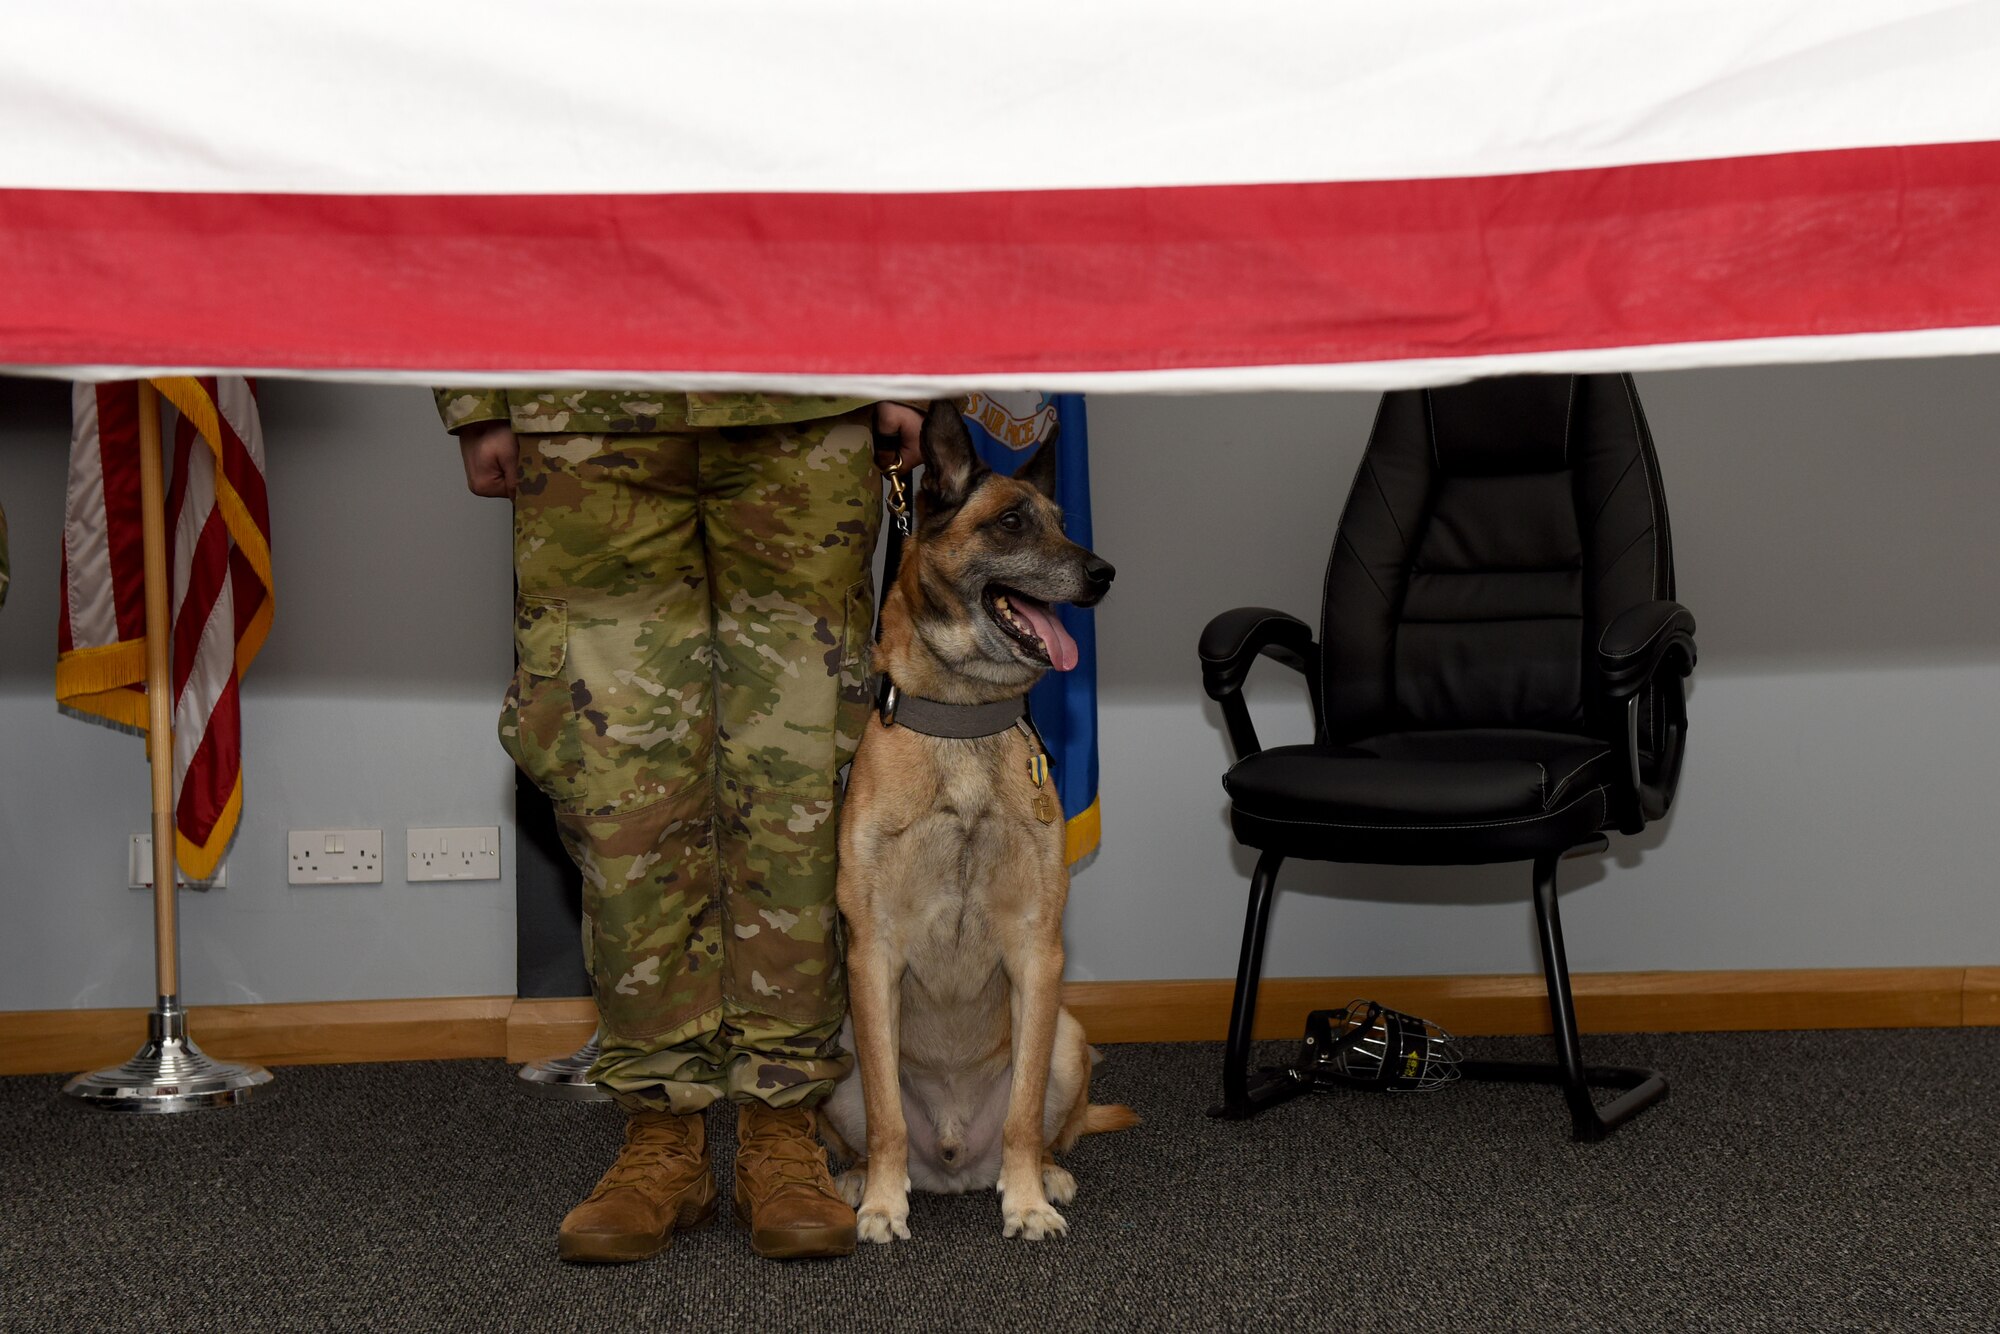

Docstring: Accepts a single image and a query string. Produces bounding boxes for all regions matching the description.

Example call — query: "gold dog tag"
[1033,793,1058,824]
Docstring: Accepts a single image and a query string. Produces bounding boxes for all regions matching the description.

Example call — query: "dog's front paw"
[856,1202,911,1244]
[1001,1199,1068,1241]
[1041,1162,1077,1206]
[835,1168,867,1209]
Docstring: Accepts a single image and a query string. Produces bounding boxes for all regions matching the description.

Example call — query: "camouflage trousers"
[505,412,880,1112]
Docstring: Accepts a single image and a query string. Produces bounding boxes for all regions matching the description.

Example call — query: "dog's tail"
[1079,1103,1142,1136]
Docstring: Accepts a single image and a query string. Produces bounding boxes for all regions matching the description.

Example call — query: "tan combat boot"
[733,1104,858,1259]
[558,1110,718,1263]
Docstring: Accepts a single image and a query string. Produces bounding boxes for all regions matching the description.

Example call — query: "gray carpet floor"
[2,1029,1997,1332]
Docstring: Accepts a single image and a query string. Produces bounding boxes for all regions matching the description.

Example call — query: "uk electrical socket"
[128,833,225,889]
[288,828,383,884]
[407,827,502,882]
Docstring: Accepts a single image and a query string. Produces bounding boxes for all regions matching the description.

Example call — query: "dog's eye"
[997,510,1025,533]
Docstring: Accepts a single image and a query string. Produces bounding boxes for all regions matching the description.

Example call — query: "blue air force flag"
[961,393,1100,864]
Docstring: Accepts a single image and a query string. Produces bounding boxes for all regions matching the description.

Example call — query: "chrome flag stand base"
[63,999,272,1114]
[64,384,272,1117]
[518,1028,612,1101]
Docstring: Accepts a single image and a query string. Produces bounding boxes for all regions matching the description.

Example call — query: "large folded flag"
[962,393,1099,864]
[5,2,2000,392]
[58,379,272,882]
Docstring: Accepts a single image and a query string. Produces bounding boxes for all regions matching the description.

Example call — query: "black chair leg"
[1461,840,1669,1142]
[1210,850,1310,1119]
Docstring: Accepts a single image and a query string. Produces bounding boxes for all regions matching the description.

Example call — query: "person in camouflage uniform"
[440,387,922,1263]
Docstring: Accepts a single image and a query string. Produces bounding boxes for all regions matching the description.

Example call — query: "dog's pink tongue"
[1014,598,1080,672]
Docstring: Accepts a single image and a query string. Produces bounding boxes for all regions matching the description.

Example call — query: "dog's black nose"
[1083,556,1116,589]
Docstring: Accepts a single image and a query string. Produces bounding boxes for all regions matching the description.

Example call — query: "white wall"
[2,359,1996,1010]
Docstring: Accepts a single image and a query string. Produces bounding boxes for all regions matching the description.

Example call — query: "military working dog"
[822,402,1136,1243]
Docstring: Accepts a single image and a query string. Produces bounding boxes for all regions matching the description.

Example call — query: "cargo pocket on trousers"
[500,595,587,807]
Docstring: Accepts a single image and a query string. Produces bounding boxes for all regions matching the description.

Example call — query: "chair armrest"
[1597,601,1696,699]
[1198,607,1316,699]
[1596,600,1696,830]
[1198,607,1318,762]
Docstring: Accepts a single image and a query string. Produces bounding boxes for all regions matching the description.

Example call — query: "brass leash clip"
[883,460,914,537]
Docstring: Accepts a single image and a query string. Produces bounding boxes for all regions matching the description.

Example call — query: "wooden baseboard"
[1964,967,2000,1025]
[1,967,1988,1076]
[505,997,598,1064]
[1064,967,1969,1044]
[0,997,512,1078]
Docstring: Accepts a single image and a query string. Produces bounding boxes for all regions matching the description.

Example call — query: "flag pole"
[63,379,272,1113]
[138,376,181,1003]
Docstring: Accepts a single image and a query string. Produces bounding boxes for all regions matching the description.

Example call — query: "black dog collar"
[875,676,1028,739]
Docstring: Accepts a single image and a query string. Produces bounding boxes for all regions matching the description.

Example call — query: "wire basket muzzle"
[1299,999,1465,1092]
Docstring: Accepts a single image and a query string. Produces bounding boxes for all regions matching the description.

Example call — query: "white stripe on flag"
[3,1,1999,196]
[41,324,2000,400]
[168,423,231,784]
[216,377,262,467]
[171,551,234,786]
[168,402,200,602]
[62,383,117,650]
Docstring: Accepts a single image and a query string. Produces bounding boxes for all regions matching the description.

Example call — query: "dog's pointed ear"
[920,399,982,509]
[1015,423,1061,499]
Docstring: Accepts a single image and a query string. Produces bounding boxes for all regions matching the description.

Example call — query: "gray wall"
[1077,360,2000,980]
[0,379,517,1009]
[2,359,1997,1010]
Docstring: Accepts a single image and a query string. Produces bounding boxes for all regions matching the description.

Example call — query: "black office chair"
[1199,373,1695,1141]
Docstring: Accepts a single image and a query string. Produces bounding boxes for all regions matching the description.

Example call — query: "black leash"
[872,449,911,646]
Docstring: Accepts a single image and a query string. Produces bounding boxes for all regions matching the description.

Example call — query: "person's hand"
[458,422,520,498]
[873,401,926,474]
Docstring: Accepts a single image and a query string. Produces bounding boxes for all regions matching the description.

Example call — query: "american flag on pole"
[57,378,272,882]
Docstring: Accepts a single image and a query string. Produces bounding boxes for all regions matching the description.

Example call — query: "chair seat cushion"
[1223,729,1611,824]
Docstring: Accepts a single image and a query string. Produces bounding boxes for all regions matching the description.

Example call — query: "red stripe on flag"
[169,507,229,703]
[165,407,214,703]
[214,386,271,538]
[175,671,241,848]
[193,377,271,533]
[56,542,73,655]
[163,407,193,534]
[228,547,264,639]
[4,141,2000,375]
[93,384,151,643]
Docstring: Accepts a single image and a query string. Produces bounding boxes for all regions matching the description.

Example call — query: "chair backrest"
[1317,373,1673,744]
